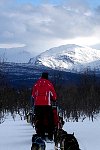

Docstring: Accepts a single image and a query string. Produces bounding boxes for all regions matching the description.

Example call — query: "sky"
[0,0,100,56]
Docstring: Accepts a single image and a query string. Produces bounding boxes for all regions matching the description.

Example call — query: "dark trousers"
[34,106,54,139]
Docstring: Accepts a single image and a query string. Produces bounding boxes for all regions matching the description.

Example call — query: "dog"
[54,128,80,150]
[26,112,33,124]
[59,116,65,129]
[31,134,46,150]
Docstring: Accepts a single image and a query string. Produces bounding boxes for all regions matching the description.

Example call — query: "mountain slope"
[29,44,100,72]
[0,47,32,63]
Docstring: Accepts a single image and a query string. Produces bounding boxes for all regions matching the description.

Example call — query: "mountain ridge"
[29,44,100,73]
[0,47,32,63]
[0,44,100,73]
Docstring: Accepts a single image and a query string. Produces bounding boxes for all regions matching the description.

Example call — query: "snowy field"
[0,113,100,150]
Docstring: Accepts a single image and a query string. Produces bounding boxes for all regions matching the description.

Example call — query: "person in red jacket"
[32,72,57,140]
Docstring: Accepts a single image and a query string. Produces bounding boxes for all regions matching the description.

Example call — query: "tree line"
[0,65,100,122]
[55,70,100,121]
[0,67,31,122]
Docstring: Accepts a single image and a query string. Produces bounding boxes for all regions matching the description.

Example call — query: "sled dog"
[54,128,80,150]
[31,134,46,150]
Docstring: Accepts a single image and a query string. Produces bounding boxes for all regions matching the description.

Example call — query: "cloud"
[0,43,26,48]
[0,0,100,55]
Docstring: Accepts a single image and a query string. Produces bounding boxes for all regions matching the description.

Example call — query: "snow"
[32,44,100,72]
[0,114,33,150]
[0,113,100,150]
[0,113,55,150]
[63,117,100,150]
[0,47,32,63]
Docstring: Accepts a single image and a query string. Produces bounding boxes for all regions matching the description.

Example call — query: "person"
[32,72,57,140]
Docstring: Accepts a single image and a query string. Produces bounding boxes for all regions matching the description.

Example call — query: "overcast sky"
[0,0,100,56]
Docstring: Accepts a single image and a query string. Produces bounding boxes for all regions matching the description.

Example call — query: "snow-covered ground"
[63,117,100,150]
[0,113,100,150]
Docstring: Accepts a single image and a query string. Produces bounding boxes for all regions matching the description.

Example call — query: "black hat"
[42,72,48,79]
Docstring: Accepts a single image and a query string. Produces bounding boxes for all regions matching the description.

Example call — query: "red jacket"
[32,78,57,106]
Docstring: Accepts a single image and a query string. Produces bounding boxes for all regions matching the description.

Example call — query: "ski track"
[0,113,100,150]
[0,114,54,150]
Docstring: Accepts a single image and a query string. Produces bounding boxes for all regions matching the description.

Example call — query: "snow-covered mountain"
[1,44,100,73]
[29,44,100,73]
[0,47,32,63]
